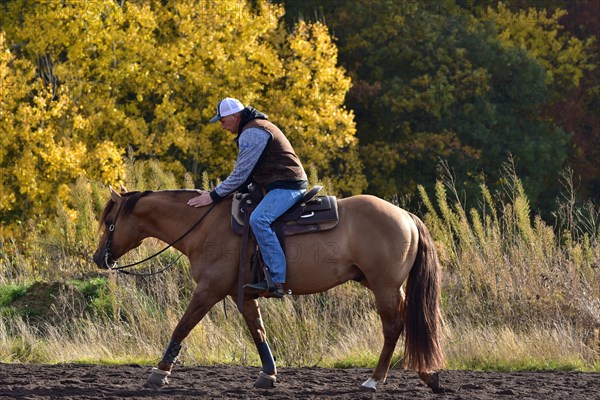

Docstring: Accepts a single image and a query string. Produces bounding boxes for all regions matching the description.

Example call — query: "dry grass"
[446,322,596,371]
[1,159,599,371]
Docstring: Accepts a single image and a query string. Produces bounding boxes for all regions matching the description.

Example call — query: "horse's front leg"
[145,282,222,389]
[239,297,277,389]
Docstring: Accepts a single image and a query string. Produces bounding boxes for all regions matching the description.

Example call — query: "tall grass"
[0,157,598,371]
[423,160,600,331]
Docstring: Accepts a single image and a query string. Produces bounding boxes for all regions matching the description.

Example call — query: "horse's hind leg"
[361,286,405,392]
[239,297,277,388]
[145,283,221,389]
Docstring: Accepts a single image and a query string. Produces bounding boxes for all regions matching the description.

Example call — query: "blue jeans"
[249,188,306,284]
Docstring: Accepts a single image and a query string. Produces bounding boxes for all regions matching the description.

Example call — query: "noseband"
[102,202,217,276]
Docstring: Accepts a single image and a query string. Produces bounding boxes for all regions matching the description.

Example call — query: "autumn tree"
[0,31,126,226]
[0,0,363,229]
[280,0,596,213]
[541,0,600,200]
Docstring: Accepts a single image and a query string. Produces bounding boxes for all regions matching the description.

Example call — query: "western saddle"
[231,185,339,310]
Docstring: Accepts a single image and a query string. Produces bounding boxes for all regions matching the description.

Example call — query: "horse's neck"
[138,192,230,251]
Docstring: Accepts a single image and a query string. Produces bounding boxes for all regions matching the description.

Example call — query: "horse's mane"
[98,190,153,229]
[98,189,207,230]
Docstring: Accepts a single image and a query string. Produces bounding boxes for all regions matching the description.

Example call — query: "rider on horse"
[187,97,307,297]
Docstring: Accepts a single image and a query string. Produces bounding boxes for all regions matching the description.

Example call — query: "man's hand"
[187,191,214,207]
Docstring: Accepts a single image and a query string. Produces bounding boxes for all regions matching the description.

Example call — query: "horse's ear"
[119,184,128,193]
[109,186,123,203]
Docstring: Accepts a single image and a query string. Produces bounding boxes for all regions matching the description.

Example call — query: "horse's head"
[93,187,147,269]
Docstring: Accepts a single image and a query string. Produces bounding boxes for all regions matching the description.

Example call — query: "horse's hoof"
[431,385,447,394]
[143,381,162,390]
[360,377,378,392]
[423,371,446,393]
[254,371,276,389]
[144,367,170,389]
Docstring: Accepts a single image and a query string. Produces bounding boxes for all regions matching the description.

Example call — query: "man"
[188,97,307,297]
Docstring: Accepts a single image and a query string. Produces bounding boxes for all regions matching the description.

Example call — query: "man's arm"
[209,128,270,202]
[188,128,270,207]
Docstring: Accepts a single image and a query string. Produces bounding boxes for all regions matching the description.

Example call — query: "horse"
[92,187,445,393]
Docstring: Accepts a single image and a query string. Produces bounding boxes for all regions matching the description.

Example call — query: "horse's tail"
[403,213,445,373]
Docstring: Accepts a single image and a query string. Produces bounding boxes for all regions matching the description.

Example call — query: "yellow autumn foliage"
[0,0,364,229]
[485,3,595,88]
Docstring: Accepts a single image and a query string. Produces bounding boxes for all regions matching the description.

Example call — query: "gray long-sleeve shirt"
[212,128,270,199]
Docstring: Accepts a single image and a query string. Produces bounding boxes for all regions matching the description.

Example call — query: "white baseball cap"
[209,97,245,123]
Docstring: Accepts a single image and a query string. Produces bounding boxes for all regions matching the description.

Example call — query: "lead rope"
[114,253,184,276]
[109,203,218,276]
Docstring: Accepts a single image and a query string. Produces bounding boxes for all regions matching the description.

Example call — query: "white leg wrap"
[361,377,379,392]
[144,367,171,389]
[254,371,277,389]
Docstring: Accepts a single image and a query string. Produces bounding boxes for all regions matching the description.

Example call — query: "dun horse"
[93,188,445,393]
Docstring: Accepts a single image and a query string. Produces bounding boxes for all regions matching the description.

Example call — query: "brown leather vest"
[242,119,307,188]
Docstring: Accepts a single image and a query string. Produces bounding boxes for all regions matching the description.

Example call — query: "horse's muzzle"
[93,249,116,270]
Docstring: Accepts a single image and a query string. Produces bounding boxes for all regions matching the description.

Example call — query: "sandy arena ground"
[1,363,599,399]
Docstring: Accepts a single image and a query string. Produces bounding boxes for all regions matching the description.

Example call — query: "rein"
[104,202,217,276]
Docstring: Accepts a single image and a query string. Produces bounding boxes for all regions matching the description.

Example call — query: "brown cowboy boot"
[271,283,285,298]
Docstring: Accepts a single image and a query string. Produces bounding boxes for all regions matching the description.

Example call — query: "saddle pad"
[231,193,339,237]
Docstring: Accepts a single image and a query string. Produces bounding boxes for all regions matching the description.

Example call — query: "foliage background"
[0,0,599,371]
[1,0,599,229]
[279,0,598,215]
[0,0,364,232]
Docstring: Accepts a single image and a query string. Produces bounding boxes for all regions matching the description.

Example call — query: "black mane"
[98,190,153,228]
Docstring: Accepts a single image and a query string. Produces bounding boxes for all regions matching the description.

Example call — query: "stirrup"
[244,281,268,293]
[243,281,287,298]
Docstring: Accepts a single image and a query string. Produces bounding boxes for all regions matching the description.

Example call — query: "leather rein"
[102,202,217,276]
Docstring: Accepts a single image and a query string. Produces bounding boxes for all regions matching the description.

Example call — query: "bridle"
[102,202,217,276]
